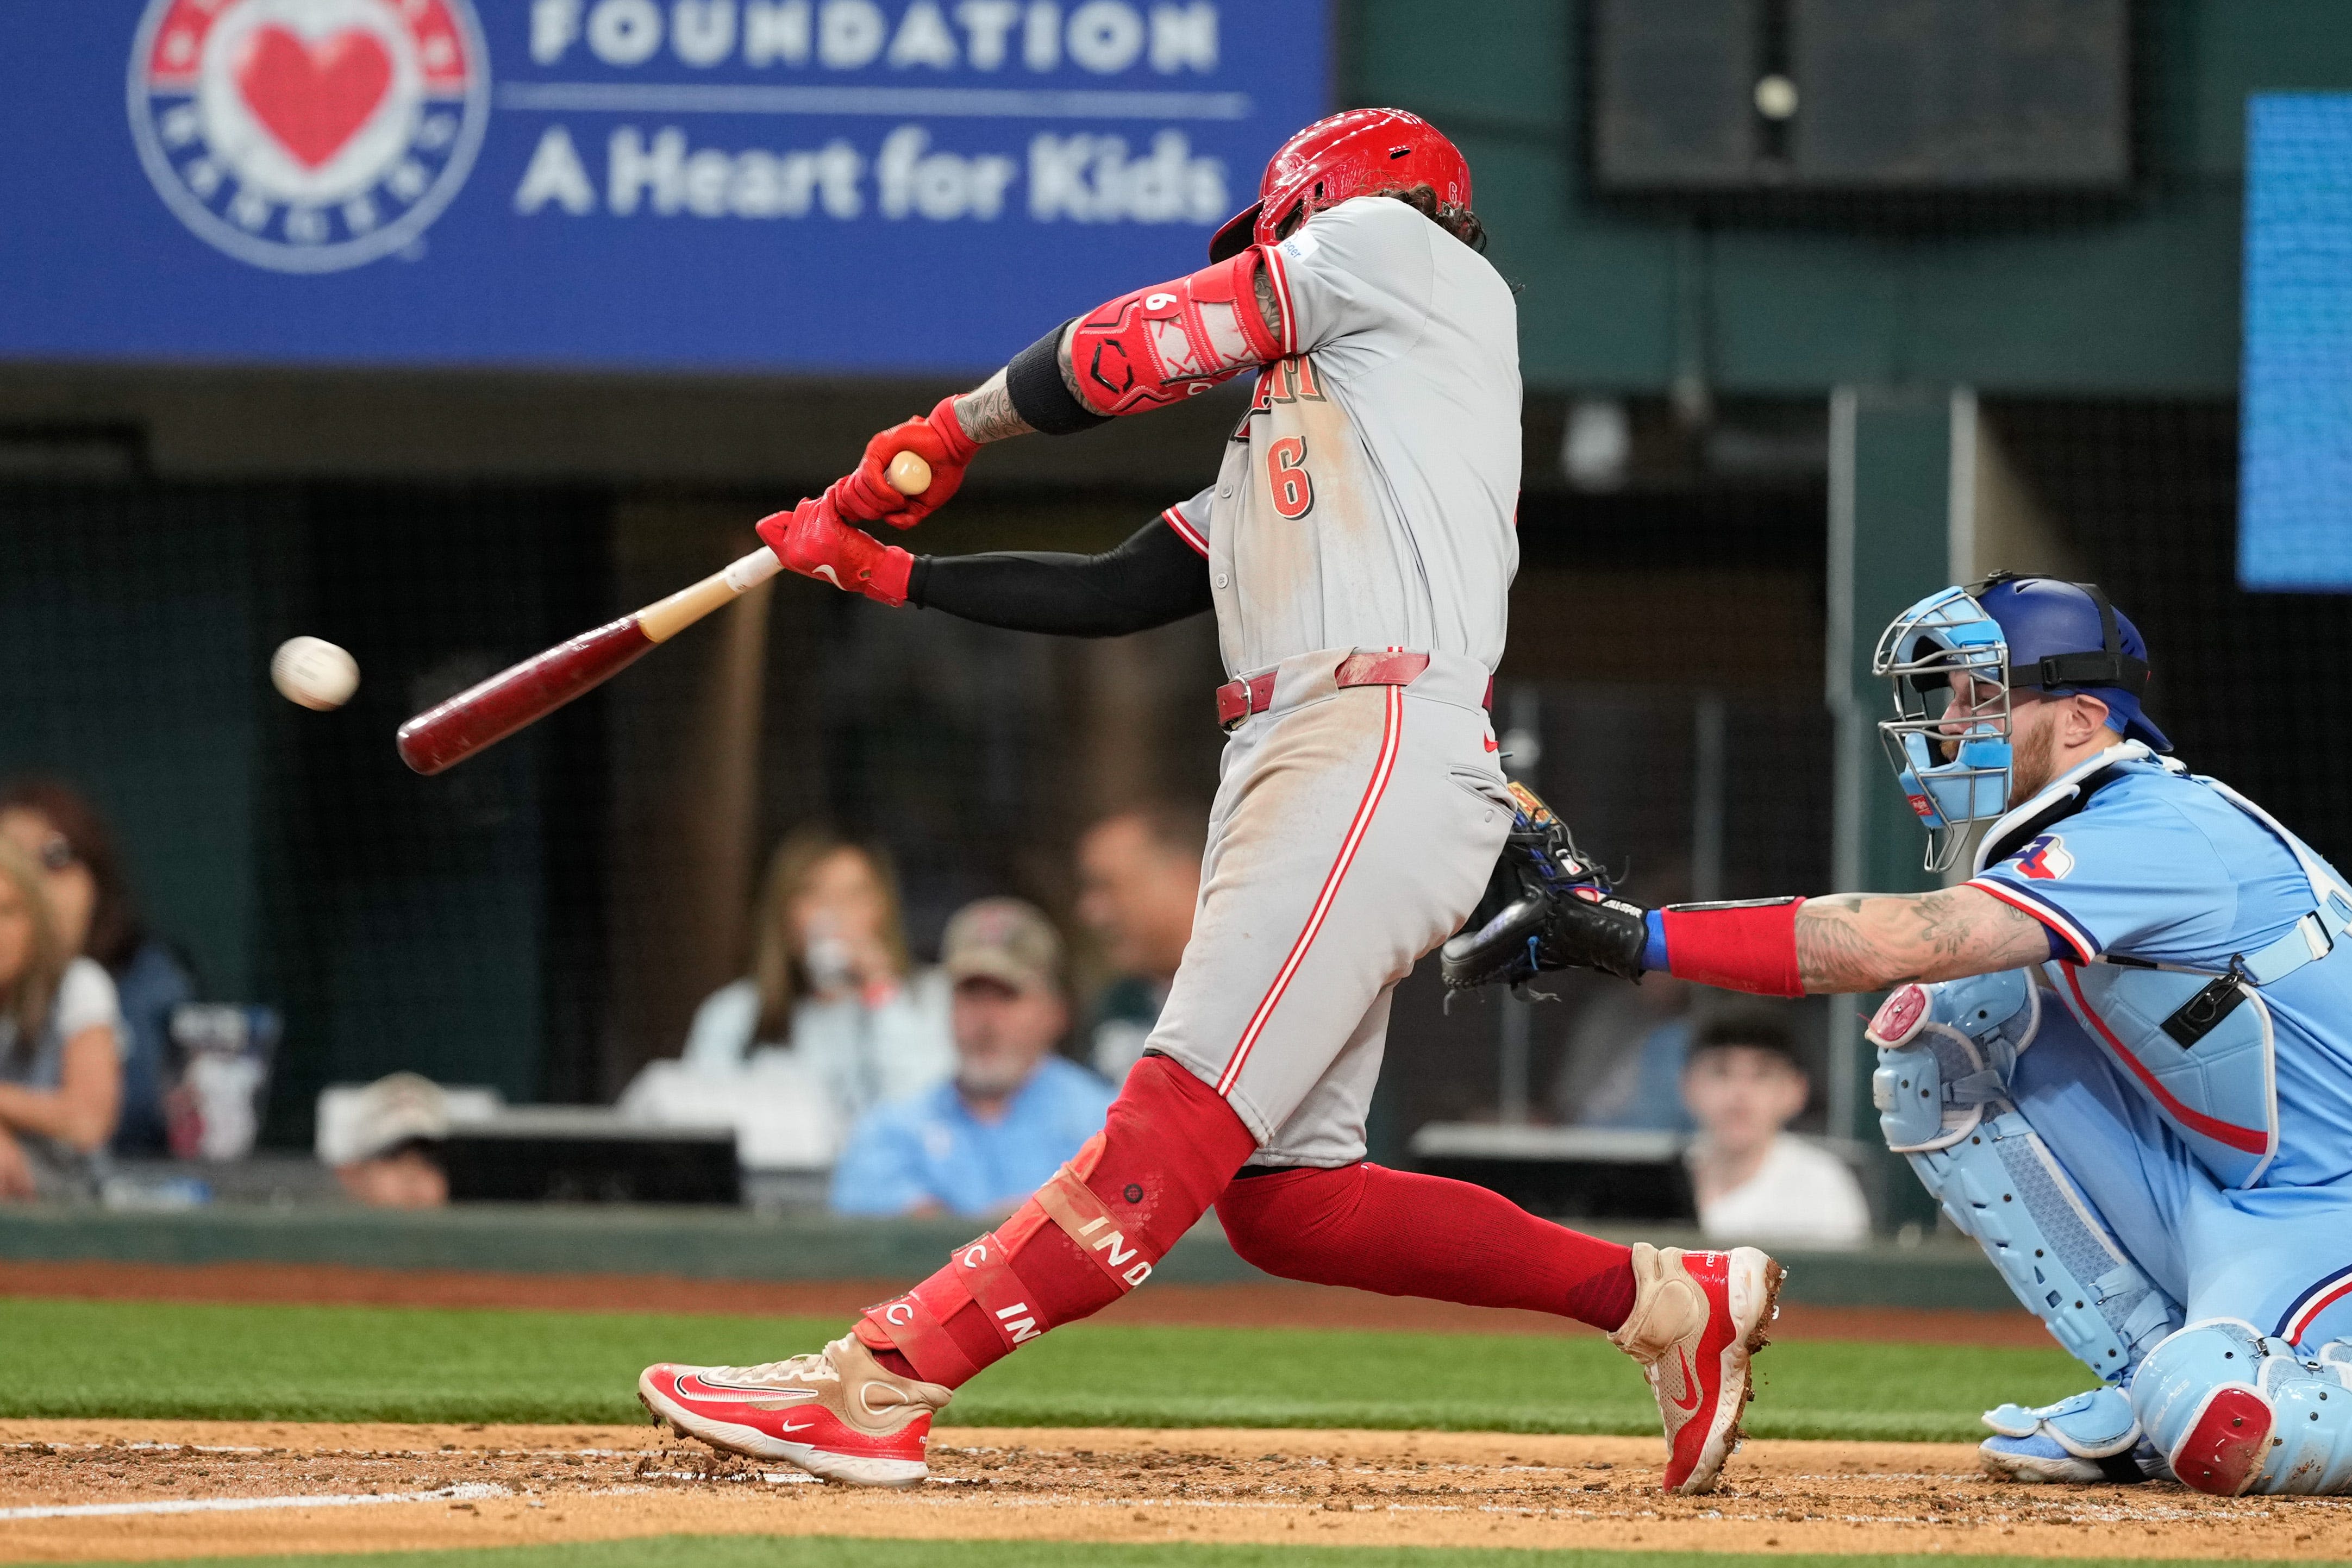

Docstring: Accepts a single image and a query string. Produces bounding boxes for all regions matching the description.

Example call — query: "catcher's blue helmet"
[1873,575,2167,869]
[1974,576,2169,752]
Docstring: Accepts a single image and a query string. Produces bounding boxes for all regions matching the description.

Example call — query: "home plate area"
[4,1421,2350,1561]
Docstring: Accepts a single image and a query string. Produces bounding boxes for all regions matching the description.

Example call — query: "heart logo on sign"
[235,26,393,171]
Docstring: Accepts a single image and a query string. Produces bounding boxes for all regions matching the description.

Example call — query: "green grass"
[0,1296,2078,1442]
[68,1541,2324,1568]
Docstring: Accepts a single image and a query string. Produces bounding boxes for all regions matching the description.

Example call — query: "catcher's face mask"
[1873,586,2013,871]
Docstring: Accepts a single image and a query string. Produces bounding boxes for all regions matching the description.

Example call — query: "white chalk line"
[0,1482,508,1522]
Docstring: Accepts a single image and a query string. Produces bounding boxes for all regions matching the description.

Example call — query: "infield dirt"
[4,1420,2348,1564]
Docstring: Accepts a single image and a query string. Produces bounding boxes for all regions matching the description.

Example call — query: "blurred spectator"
[0,838,123,1199]
[1075,803,1203,1081]
[1680,1012,1869,1249]
[830,898,1113,1218]
[1549,973,1696,1133]
[679,826,952,1127]
[0,780,196,1156]
[314,1072,462,1209]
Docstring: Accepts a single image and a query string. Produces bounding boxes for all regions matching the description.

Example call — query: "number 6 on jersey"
[1267,435,1314,519]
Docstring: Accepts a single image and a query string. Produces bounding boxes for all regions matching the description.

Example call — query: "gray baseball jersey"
[1141,197,1523,1165]
[1159,196,1522,674]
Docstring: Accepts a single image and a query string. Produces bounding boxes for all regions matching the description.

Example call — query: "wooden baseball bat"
[396,451,933,775]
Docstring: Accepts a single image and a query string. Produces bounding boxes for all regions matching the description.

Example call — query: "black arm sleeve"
[905,515,1212,637]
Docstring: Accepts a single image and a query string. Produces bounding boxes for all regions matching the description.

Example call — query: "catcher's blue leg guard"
[1871,975,2180,1382]
[2133,1320,2352,1495]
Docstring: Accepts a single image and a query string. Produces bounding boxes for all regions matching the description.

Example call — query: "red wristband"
[1660,898,1806,998]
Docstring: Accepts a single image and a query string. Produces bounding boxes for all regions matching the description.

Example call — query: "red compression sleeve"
[1659,898,1807,998]
[1216,1164,1635,1332]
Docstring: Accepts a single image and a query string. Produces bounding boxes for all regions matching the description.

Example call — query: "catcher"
[636,108,1782,1496]
[1449,575,2352,1497]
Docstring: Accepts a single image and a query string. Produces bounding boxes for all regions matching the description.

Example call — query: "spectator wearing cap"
[314,1072,455,1209]
[829,898,1114,1218]
[1680,1012,1871,1249]
[1075,804,1203,1082]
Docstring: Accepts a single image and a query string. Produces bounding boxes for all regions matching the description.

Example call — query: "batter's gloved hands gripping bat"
[1440,782,1649,992]
[756,493,915,606]
[829,396,979,531]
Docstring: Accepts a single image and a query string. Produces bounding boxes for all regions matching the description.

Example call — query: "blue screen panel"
[0,0,1327,377]
[2243,94,2352,591]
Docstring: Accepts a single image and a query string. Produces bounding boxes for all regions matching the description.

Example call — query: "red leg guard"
[856,1055,1256,1388]
[1215,1163,1637,1332]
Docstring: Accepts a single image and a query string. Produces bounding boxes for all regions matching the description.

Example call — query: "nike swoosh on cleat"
[1669,1346,1703,1412]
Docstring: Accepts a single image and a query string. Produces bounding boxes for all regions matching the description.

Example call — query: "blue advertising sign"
[2242,94,2352,591]
[1,1,1326,373]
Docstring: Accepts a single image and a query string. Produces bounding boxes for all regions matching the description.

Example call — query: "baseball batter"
[1461,575,2352,1496]
[639,110,1782,1496]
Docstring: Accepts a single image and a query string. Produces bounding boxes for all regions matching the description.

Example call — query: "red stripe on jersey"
[1968,878,2098,963]
[1258,244,1297,356]
[1161,507,1208,558]
[1214,685,1402,1097]
[2283,1270,2352,1344]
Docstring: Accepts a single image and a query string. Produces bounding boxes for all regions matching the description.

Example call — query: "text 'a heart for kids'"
[512,122,1229,224]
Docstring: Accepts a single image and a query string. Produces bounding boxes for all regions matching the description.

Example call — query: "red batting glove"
[829,394,979,531]
[756,497,912,607]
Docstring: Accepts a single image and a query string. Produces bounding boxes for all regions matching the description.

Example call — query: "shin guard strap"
[858,1289,979,1387]
[948,1232,1049,1351]
[1033,1163,1157,1291]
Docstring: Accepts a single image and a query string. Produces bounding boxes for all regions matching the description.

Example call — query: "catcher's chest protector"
[2031,776,2352,1190]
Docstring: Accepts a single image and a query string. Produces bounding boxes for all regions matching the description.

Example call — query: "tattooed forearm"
[1255,264,1282,342]
[1796,886,2051,993]
[1054,318,1084,404]
[953,367,1036,445]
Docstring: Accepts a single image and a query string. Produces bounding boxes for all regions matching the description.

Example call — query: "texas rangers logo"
[128,0,490,273]
[2013,833,2075,880]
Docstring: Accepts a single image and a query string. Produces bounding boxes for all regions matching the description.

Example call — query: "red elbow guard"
[1660,898,1807,998]
[1067,248,1288,418]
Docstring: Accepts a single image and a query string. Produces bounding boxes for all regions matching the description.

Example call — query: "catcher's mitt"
[1439,780,1647,992]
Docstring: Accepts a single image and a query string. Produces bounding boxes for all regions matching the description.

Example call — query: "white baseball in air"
[271,637,360,711]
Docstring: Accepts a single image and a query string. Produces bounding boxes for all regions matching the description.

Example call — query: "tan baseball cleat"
[638,1333,952,1488]
[1609,1243,1785,1494]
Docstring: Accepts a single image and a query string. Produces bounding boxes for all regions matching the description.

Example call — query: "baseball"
[271,637,360,711]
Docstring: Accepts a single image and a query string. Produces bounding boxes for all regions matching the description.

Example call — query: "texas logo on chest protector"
[129,0,489,273]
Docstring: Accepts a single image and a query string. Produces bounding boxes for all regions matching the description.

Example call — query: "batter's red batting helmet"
[1208,108,1472,262]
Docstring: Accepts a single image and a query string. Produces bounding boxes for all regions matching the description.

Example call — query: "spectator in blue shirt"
[829,897,1114,1218]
